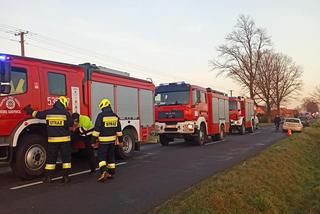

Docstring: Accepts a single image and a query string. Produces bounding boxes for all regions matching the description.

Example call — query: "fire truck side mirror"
[0,60,11,94]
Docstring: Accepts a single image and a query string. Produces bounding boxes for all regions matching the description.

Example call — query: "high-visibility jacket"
[77,115,94,136]
[92,107,123,144]
[31,101,73,143]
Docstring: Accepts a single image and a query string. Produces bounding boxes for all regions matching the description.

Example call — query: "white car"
[282,118,303,132]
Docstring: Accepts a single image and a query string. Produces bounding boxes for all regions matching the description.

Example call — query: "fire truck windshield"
[229,101,237,110]
[0,66,27,96]
[155,91,190,106]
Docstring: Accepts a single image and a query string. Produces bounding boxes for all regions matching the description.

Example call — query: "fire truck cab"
[229,96,255,134]
[0,54,154,179]
[155,82,229,146]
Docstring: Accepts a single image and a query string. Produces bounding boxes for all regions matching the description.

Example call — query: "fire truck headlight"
[187,124,194,129]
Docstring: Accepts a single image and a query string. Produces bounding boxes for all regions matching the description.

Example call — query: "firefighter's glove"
[23,104,34,115]
[115,140,123,147]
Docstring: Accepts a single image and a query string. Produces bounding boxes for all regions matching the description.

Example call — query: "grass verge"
[153,125,320,214]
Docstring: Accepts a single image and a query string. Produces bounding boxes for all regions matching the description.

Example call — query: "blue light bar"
[0,55,10,61]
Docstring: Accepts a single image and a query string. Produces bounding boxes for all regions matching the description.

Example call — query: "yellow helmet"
[99,99,111,109]
[58,96,69,108]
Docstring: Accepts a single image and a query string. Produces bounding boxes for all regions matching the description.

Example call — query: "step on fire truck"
[229,96,255,134]
[155,82,229,146]
[0,54,155,179]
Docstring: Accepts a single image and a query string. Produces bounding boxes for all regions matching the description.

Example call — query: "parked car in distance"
[282,118,303,132]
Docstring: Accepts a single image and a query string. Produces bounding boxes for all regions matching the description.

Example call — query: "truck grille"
[158,110,184,119]
[164,128,178,132]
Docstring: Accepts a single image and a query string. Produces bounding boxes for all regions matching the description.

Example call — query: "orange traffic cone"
[287,129,292,136]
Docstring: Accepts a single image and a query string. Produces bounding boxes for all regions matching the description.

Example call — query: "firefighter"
[24,96,73,183]
[91,99,123,182]
[72,113,96,173]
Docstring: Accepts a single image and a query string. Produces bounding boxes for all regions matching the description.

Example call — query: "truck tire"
[216,125,225,140]
[240,123,246,135]
[116,129,135,159]
[11,134,47,179]
[159,134,170,146]
[194,124,207,145]
[248,120,255,133]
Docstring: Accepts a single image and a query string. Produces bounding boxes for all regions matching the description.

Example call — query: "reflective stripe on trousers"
[48,136,71,143]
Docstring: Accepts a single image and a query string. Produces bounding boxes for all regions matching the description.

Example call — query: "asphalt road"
[0,126,286,214]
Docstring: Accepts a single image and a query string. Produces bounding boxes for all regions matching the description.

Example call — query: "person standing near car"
[91,99,123,182]
[72,113,96,173]
[274,114,281,131]
[24,96,73,183]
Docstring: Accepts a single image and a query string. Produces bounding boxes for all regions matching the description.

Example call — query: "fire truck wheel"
[240,123,246,135]
[159,134,170,146]
[11,134,47,179]
[248,120,255,133]
[194,124,207,145]
[116,129,135,159]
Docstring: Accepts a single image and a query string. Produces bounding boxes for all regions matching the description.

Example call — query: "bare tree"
[302,97,319,113]
[311,85,320,101]
[255,50,276,121]
[210,15,271,101]
[271,53,303,114]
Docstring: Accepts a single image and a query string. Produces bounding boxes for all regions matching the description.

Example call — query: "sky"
[0,0,319,108]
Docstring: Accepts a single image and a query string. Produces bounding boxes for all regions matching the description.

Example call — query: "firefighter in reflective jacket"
[72,113,96,173]
[24,96,73,183]
[91,99,123,182]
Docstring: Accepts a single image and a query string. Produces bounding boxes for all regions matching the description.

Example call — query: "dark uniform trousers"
[46,142,71,171]
[72,133,96,170]
[98,143,116,175]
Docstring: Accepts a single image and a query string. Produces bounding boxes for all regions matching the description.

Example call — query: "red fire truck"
[155,82,229,145]
[0,53,155,179]
[229,96,255,134]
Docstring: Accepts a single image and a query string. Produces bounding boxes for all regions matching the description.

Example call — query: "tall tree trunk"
[266,103,272,123]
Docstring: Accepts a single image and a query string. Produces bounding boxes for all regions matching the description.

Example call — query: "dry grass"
[153,125,320,214]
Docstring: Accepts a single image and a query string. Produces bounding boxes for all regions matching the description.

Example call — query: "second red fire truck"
[0,53,155,179]
[155,82,229,145]
[229,96,255,134]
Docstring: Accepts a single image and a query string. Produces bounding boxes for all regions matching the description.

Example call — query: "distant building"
[271,108,298,118]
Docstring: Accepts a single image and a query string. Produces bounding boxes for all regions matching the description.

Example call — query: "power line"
[0,23,240,94]
[0,24,191,81]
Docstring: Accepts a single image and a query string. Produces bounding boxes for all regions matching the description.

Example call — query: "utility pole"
[15,31,28,56]
[229,89,233,97]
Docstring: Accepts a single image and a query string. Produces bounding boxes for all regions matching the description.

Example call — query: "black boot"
[43,170,53,183]
[89,160,96,174]
[62,175,70,184]
[62,170,71,184]
[87,147,96,174]
[89,167,96,174]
